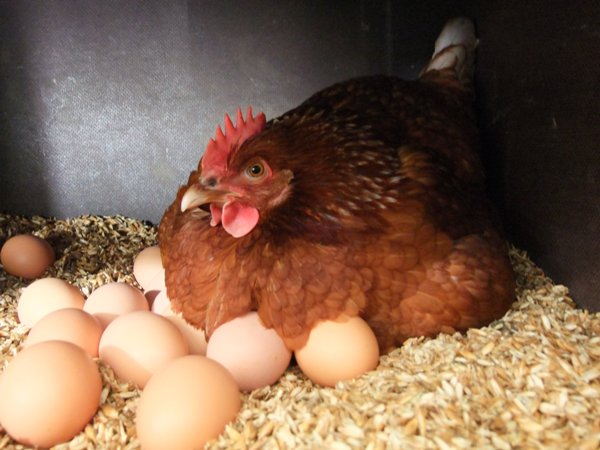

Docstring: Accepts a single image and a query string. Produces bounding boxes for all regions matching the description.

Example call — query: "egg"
[294,315,380,387]
[17,277,85,327]
[165,314,208,356]
[145,270,167,294]
[136,355,240,450]
[98,311,188,387]
[0,340,102,448]
[133,246,164,291]
[83,282,149,328]
[24,308,103,357]
[0,234,55,279]
[206,312,292,391]
[151,289,171,315]
[133,246,166,305]
[150,291,207,355]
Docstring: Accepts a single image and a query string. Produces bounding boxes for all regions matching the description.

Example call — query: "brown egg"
[294,315,380,387]
[99,311,188,387]
[0,234,55,279]
[17,278,85,328]
[0,341,102,448]
[83,282,149,328]
[24,308,103,357]
[136,355,240,450]
[206,312,292,391]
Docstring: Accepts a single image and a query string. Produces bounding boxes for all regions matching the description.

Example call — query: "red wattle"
[221,201,259,238]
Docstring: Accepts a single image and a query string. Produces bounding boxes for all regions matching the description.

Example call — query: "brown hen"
[159,18,515,352]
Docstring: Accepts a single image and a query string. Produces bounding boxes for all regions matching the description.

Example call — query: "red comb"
[201,107,266,174]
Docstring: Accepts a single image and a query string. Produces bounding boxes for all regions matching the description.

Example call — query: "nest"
[1,213,599,450]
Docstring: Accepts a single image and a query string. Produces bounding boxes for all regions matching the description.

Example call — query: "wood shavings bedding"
[1,214,599,450]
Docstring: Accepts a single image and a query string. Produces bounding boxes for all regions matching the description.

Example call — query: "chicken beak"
[180,185,230,213]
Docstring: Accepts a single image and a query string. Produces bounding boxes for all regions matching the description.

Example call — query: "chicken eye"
[246,162,265,178]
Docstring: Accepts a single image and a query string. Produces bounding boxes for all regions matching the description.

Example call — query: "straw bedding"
[1,213,599,450]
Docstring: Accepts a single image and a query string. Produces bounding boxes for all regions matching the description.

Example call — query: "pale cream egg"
[206,312,292,391]
[83,282,149,328]
[17,278,85,328]
[98,310,188,387]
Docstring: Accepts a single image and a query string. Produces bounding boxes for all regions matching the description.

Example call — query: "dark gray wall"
[474,1,600,313]
[1,0,598,311]
[0,0,473,221]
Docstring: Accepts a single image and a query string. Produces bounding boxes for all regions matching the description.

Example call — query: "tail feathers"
[421,17,478,84]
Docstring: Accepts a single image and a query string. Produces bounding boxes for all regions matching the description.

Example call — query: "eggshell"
[294,316,380,387]
[136,355,240,450]
[165,314,208,356]
[206,312,292,391]
[0,234,55,279]
[152,294,207,355]
[24,308,103,357]
[99,311,188,387]
[83,282,149,328]
[17,277,85,328]
[151,290,171,315]
[0,340,102,448]
[133,246,164,290]
[145,269,167,293]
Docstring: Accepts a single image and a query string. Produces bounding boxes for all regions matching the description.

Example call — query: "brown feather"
[159,67,515,352]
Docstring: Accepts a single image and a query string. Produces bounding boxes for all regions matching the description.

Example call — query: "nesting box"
[1,1,598,449]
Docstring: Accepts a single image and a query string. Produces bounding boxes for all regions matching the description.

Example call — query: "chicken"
[158,18,515,352]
